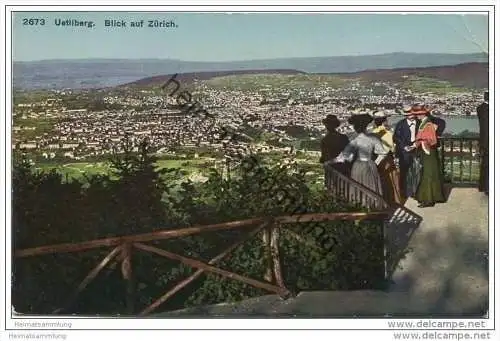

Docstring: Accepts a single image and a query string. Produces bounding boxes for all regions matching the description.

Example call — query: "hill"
[13,52,487,90]
[123,62,488,90]
[335,62,488,89]
[122,69,306,87]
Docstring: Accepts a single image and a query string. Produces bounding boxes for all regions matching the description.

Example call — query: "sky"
[12,12,489,62]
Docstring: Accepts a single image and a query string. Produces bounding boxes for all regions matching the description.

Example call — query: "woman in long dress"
[371,111,403,206]
[320,114,350,193]
[412,106,445,207]
[329,113,388,207]
[319,114,350,175]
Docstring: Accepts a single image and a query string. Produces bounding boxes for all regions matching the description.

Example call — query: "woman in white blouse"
[327,113,387,205]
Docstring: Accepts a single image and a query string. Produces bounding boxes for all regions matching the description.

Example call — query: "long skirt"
[406,156,423,199]
[415,148,445,204]
[350,159,383,207]
[377,154,403,206]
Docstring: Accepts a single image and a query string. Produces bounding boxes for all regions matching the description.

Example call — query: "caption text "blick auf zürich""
[21,17,178,29]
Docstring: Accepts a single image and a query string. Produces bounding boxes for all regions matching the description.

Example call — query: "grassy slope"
[203,74,348,91]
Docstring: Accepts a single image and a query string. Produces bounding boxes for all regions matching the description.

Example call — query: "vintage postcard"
[3,3,495,337]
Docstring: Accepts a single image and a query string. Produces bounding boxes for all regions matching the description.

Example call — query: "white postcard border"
[1,1,497,333]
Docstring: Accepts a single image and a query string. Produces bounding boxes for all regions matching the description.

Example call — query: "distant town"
[13,72,484,163]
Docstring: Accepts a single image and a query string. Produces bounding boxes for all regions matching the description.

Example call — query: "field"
[32,148,480,193]
[203,74,348,91]
[13,117,58,141]
[13,90,53,104]
[35,157,218,180]
[198,72,477,94]
[35,161,114,180]
[401,76,467,95]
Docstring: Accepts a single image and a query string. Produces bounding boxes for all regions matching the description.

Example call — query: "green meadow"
[203,74,348,91]
[34,157,221,181]
[402,76,467,94]
[200,73,473,94]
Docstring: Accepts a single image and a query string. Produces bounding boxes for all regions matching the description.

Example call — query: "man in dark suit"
[477,91,489,195]
[429,114,446,144]
[393,106,421,200]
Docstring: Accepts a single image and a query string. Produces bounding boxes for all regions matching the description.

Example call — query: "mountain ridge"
[13,52,488,90]
[14,52,487,64]
[121,62,488,90]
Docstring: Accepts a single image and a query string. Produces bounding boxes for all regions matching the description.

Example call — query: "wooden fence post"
[262,226,273,283]
[121,242,134,315]
[270,224,286,291]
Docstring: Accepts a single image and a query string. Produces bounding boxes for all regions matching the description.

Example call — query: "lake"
[387,116,479,134]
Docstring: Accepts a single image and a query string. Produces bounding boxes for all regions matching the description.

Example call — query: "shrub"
[12,143,386,315]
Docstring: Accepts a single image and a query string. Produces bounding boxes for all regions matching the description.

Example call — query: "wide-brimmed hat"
[373,110,387,119]
[322,114,341,129]
[348,113,373,127]
[351,108,371,115]
[404,104,431,116]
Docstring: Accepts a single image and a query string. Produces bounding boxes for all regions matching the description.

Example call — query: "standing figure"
[320,114,350,181]
[477,91,489,195]
[330,113,387,206]
[413,106,446,207]
[393,106,421,199]
[371,111,403,206]
[428,113,446,143]
[427,110,446,180]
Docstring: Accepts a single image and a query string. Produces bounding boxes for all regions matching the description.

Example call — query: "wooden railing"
[439,136,481,186]
[324,164,423,278]
[324,164,389,210]
[14,163,418,316]
[14,210,391,316]
[323,136,481,189]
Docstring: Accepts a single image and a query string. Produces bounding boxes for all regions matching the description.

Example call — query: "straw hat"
[351,108,371,115]
[404,104,431,115]
[373,110,387,118]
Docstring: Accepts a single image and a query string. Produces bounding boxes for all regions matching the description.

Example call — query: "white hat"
[373,110,387,118]
[351,108,371,115]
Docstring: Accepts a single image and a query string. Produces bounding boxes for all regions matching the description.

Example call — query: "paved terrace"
[158,186,489,317]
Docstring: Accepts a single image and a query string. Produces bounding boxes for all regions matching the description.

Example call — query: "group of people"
[320,104,447,208]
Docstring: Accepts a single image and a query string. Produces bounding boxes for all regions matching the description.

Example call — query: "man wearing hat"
[393,105,422,199]
[320,114,350,176]
[426,106,446,147]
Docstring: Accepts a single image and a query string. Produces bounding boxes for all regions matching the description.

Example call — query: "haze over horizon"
[14,51,488,64]
[13,12,488,62]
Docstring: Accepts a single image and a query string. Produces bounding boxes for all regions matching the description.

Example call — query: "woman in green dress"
[413,106,445,207]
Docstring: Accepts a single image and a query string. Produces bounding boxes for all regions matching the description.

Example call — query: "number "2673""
[22,18,46,25]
